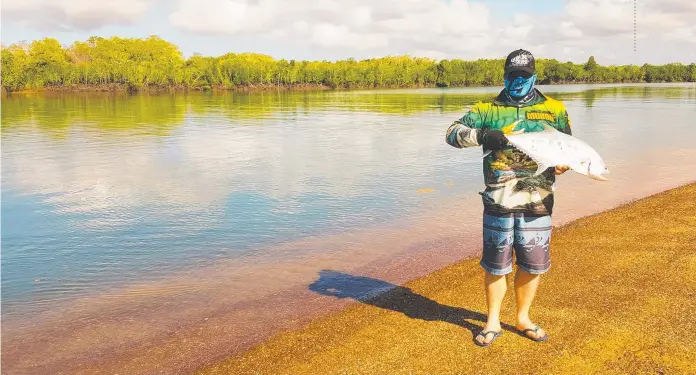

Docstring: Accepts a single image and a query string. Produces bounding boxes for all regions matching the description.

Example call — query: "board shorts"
[481,210,552,275]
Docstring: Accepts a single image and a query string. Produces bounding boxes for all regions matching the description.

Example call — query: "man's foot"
[515,319,548,342]
[474,323,503,346]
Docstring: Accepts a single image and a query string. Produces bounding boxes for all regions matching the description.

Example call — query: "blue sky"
[2,0,695,64]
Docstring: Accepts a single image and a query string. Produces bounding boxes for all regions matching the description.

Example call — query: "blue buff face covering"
[504,74,537,98]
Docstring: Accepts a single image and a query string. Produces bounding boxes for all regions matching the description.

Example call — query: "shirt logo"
[526,111,555,122]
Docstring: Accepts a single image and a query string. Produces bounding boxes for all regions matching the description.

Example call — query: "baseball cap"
[504,49,535,75]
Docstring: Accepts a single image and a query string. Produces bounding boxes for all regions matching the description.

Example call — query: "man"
[445,49,572,347]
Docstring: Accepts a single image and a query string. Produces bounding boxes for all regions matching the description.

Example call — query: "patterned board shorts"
[481,211,553,275]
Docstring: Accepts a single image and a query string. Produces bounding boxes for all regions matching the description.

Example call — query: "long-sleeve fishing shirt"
[446,89,572,215]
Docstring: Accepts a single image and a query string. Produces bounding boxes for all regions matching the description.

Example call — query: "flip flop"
[474,329,503,347]
[518,326,548,342]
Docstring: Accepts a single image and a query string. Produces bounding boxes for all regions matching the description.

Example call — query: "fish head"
[588,159,609,181]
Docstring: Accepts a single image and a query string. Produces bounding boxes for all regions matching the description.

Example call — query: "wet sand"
[3,149,696,375]
[200,183,696,375]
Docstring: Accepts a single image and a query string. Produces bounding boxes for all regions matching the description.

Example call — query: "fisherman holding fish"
[446,49,574,347]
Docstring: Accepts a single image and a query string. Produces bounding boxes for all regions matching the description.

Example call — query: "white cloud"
[3,0,694,63]
[497,0,696,64]
[503,14,534,41]
[665,27,696,44]
[562,0,696,42]
[564,0,634,36]
[310,23,388,49]
[169,0,493,55]
[558,22,583,39]
[165,0,696,63]
[169,0,276,35]
[1,0,153,31]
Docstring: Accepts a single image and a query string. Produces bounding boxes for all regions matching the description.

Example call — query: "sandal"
[518,325,548,342]
[474,329,503,347]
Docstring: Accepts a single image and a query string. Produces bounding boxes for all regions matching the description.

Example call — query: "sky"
[1,0,695,65]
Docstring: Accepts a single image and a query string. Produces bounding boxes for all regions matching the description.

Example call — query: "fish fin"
[587,160,610,181]
[534,161,554,176]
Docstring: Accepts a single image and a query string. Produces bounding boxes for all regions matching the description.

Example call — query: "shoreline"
[4,81,687,95]
[0,192,485,375]
[2,167,696,374]
[197,182,696,375]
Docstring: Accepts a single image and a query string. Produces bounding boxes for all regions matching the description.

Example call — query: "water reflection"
[1,83,695,313]
[1,83,695,375]
[3,84,694,132]
[1,93,187,137]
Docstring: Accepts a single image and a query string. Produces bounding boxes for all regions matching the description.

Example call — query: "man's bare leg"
[514,268,546,339]
[476,271,507,345]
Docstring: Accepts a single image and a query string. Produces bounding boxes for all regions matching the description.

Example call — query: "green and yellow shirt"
[446,89,572,215]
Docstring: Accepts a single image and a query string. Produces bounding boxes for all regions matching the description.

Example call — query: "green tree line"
[2,36,695,92]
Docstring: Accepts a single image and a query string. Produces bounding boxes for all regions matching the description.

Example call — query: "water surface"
[2,83,696,374]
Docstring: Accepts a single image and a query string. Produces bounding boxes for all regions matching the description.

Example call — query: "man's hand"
[480,129,509,150]
[555,165,570,175]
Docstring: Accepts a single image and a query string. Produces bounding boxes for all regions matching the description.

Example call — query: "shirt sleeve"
[445,103,486,148]
[556,107,572,136]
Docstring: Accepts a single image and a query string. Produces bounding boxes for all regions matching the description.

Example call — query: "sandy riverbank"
[3,172,695,374]
[198,183,696,375]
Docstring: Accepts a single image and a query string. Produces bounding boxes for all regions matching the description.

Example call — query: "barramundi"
[484,122,609,181]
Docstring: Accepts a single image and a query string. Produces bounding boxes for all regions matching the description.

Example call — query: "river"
[2,83,695,374]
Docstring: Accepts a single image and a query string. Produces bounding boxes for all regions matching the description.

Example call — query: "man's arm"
[445,104,485,148]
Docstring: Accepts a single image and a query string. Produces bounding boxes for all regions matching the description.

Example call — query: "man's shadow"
[308,270,516,338]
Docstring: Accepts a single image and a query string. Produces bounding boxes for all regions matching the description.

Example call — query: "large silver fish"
[485,122,610,181]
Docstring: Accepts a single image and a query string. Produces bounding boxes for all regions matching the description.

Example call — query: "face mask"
[504,74,537,98]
